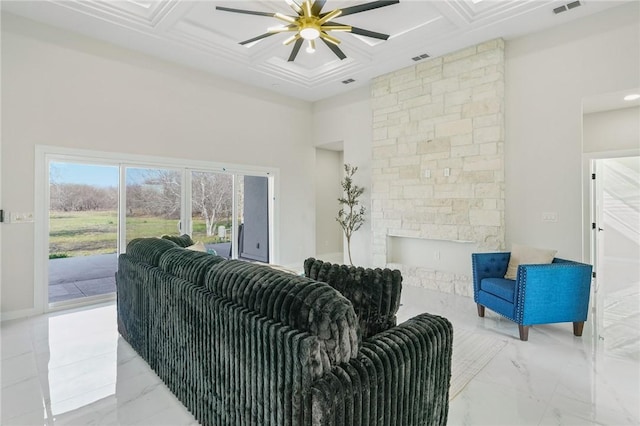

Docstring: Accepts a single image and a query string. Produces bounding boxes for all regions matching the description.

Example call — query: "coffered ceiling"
[2,0,630,101]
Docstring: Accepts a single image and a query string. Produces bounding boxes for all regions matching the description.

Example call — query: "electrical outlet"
[10,212,34,223]
[542,212,558,222]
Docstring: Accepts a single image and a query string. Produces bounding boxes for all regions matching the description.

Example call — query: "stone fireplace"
[370,39,505,296]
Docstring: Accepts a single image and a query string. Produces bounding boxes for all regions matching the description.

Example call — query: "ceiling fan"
[216,0,399,62]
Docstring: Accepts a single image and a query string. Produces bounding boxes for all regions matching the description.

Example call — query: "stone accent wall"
[371,39,505,295]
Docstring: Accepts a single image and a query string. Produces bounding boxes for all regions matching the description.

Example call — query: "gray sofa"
[116,237,453,425]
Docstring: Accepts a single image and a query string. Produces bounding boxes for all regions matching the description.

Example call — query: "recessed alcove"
[387,235,477,276]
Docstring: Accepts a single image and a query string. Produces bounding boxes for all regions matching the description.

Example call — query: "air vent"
[567,0,581,9]
[342,78,355,84]
[554,1,581,14]
[411,53,430,62]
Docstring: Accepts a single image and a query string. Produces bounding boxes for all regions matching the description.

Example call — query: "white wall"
[314,148,343,262]
[0,13,315,316]
[312,87,373,266]
[583,107,640,153]
[504,2,640,260]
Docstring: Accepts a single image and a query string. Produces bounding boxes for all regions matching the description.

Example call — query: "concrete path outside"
[49,254,117,303]
[48,243,232,303]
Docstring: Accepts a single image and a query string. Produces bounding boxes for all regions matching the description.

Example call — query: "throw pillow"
[304,258,402,338]
[504,243,557,280]
[186,241,207,252]
[161,234,194,248]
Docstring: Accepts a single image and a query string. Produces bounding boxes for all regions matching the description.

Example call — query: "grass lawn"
[50,210,231,257]
[50,211,118,256]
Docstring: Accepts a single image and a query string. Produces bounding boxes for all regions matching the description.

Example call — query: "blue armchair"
[472,252,593,341]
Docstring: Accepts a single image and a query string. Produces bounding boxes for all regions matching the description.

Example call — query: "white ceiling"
[2,0,634,102]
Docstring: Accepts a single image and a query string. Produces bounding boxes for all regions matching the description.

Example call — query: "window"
[37,146,277,311]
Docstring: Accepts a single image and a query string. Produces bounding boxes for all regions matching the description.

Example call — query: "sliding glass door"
[48,161,119,304]
[125,167,183,245]
[42,148,275,310]
[190,171,233,257]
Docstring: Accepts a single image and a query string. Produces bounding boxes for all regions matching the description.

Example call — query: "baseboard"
[1,307,41,322]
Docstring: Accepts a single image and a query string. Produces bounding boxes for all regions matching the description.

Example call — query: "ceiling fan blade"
[331,0,399,17]
[239,32,278,46]
[321,38,346,60]
[311,0,327,15]
[348,26,390,40]
[216,6,275,18]
[288,38,304,62]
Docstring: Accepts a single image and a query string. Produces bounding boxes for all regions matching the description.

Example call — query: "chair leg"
[477,304,485,317]
[518,325,529,341]
[573,321,584,337]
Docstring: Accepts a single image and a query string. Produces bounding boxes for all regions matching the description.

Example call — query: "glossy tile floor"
[2,286,639,425]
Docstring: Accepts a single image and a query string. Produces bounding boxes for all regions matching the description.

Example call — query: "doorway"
[48,162,119,305]
[592,156,640,360]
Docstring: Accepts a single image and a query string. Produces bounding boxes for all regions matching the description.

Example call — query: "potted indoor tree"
[336,163,366,266]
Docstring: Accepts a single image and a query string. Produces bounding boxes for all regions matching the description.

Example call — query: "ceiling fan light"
[274,12,297,24]
[268,25,291,33]
[300,27,320,40]
[306,39,316,53]
[285,0,302,13]
[317,8,342,25]
[320,32,341,45]
[283,34,299,45]
[303,0,313,17]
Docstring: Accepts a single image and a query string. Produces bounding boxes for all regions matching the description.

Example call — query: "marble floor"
[1,286,639,425]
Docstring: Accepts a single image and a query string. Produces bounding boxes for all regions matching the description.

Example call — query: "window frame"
[35,145,279,313]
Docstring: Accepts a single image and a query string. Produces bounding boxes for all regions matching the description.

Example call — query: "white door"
[593,156,640,359]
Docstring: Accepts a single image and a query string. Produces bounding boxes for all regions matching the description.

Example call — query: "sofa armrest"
[310,313,453,426]
[515,259,593,325]
[206,260,360,366]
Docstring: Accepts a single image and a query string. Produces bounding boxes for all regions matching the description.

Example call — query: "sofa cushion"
[126,237,178,266]
[504,243,557,280]
[161,234,195,248]
[205,260,360,366]
[303,258,402,338]
[480,277,516,303]
[158,247,225,286]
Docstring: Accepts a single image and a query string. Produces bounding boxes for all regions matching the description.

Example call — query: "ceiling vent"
[342,78,355,84]
[411,53,430,62]
[554,1,581,14]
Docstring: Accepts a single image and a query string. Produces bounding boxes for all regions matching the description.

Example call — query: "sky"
[50,162,157,186]
[50,162,119,187]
